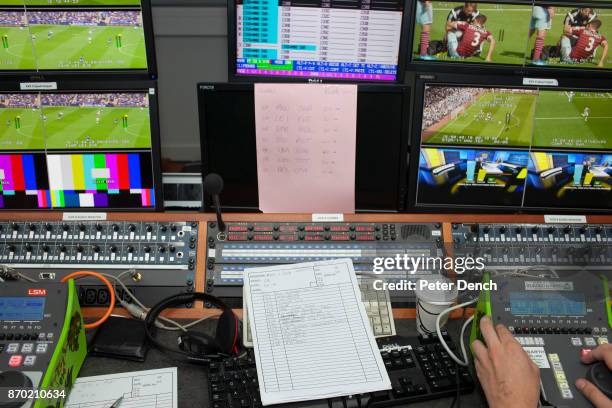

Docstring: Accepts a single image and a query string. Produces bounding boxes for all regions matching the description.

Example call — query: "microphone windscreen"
[203,173,224,196]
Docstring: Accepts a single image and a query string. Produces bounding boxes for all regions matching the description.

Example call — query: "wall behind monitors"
[228,0,410,82]
[0,0,155,77]
[198,83,411,212]
[0,82,161,210]
[409,1,611,75]
[411,74,612,212]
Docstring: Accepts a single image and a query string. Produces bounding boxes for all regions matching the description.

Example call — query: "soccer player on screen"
[447,15,496,62]
[561,8,596,58]
[446,3,479,58]
[568,91,575,102]
[529,5,555,65]
[563,20,608,67]
[416,1,434,60]
[583,107,590,121]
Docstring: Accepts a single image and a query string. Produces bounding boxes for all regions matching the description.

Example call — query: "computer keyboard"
[208,333,475,408]
[242,277,396,347]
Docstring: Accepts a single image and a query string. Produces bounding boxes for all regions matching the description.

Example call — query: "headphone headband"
[144,291,237,363]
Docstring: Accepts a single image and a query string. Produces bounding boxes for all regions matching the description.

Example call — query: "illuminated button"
[584,338,597,347]
[21,343,33,353]
[35,344,48,354]
[46,333,53,340]
[38,333,46,340]
[8,355,22,367]
[571,338,582,347]
[597,337,609,345]
[6,343,19,353]
[23,355,36,366]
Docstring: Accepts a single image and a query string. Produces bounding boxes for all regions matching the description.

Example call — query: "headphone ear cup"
[178,331,221,357]
[214,309,238,354]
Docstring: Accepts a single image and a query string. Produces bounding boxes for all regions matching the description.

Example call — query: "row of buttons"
[514,337,545,346]
[548,354,573,400]
[0,333,50,341]
[8,355,37,368]
[510,327,593,335]
[571,337,609,347]
[5,343,48,354]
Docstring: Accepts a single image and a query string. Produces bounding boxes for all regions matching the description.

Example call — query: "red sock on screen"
[420,31,430,56]
[533,37,544,61]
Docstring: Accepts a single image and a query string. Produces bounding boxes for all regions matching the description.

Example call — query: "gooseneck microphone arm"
[203,173,226,232]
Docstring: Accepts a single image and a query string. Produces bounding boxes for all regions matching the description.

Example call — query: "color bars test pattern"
[0,153,155,210]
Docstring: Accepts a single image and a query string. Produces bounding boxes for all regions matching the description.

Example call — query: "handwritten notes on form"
[244,259,391,405]
[254,84,357,213]
[65,367,177,408]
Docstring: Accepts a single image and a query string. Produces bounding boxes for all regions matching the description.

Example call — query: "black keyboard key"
[212,393,226,402]
[430,378,454,391]
[415,384,427,395]
[370,390,389,402]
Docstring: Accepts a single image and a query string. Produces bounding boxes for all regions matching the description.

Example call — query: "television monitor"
[198,83,410,212]
[228,0,409,82]
[411,74,612,212]
[0,0,155,76]
[0,82,161,210]
[409,1,612,75]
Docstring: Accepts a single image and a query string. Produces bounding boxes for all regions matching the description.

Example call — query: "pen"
[109,396,123,408]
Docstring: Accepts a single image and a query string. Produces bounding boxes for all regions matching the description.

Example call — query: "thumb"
[575,378,612,408]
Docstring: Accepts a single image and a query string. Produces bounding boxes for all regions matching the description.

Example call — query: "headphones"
[144,292,239,364]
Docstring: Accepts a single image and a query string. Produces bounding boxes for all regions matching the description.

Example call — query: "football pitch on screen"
[412,2,532,65]
[0,106,151,150]
[526,7,612,70]
[0,24,146,70]
[31,24,147,70]
[422,90,536,147]
[533,91,612,150]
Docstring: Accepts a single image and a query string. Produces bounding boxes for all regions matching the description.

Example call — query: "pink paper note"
[255,83,357,213]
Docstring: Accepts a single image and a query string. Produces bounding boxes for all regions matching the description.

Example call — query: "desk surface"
[79,319,487,408]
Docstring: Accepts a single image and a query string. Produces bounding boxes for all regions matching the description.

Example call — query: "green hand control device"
[470,272,611,408]
[0,281,87,408]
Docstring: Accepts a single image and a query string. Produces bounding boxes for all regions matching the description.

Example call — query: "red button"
[9,355,23,367]
[581,349,592,358]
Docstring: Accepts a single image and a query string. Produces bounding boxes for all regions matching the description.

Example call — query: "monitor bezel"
[0,0,157,80]
[0,79,163,211]
[406,0,612,79]
[408,72,612,214]
[227,0,411,84]
[197,82,411,212]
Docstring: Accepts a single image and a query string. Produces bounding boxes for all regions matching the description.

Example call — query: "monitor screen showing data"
[416,84,612,210]
[411,1,611,72]
[0,0,149,71]
[234,0,405,81]
[0,90,158,210]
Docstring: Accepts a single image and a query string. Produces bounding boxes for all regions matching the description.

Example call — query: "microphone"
[203,173,226,232]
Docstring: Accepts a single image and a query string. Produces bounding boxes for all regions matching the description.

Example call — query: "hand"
[575,344,612,408]
[471,316,540,408]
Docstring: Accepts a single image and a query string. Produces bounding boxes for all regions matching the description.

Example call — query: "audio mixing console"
[452,223,612,268]
[0,220,199,307]
[205,221,444,306]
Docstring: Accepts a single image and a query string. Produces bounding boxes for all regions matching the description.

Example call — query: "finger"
[471,339,491,368]
[581,344,612,369]
[479,316,501,350]
[576,378,612,408]
[495,323,516,345]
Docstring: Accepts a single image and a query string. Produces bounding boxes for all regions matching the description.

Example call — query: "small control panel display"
[0,297,45,321]
[510,292,586,317]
